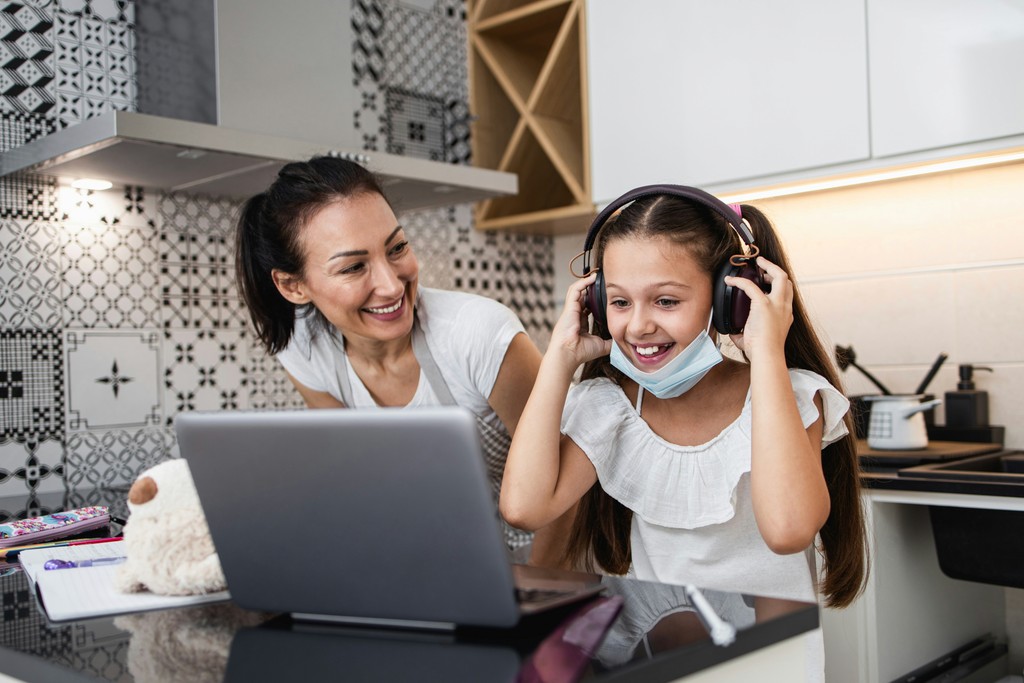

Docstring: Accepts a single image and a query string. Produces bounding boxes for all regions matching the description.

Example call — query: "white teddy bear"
[116,458,227,596]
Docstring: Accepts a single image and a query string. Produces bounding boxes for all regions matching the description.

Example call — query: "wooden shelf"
[469,0,594,234]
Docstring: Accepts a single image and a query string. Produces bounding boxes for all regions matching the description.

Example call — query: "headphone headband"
[582,184,755,261]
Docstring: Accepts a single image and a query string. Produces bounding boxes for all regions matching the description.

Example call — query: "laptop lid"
[177,407,523,628]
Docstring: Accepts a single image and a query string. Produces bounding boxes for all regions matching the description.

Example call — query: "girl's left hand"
[724,256,793,361]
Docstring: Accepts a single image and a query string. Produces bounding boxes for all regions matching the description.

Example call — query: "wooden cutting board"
[856,439,1003,465]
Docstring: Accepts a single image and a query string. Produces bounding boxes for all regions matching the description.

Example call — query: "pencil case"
[0,506,110,548]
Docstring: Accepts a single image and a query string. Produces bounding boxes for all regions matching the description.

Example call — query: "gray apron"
[332,322,531,550]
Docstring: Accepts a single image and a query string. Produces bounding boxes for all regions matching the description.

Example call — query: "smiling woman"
[233,155,546,553]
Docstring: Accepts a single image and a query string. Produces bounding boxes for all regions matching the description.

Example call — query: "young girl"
[500,185,867,615]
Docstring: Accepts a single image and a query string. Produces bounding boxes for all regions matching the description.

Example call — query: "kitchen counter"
[0,488,819,683]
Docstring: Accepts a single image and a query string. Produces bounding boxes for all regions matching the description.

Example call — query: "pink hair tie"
[728,203,742,218]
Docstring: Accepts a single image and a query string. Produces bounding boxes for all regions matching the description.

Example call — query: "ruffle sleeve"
[789,369,851,447]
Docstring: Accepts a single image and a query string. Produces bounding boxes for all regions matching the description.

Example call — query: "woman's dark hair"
[563,194,868,608]
[235,156,389,354]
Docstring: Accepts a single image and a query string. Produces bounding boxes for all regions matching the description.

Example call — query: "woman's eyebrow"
[327,226,404,261]
[328,248,368,261]
[384,225,403,245]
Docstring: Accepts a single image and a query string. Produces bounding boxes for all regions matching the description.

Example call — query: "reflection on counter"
[115,604,272,683]
[593,576,755,668]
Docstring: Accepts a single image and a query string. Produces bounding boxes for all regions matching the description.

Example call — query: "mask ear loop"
[569,251,593,278]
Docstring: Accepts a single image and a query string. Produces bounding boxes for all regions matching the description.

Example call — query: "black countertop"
[0,488,818,683]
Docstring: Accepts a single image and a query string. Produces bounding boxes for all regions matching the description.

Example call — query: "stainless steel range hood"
[0,0,516,212]
[0,110,515,211]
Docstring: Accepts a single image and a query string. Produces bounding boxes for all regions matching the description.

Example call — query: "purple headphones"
[578,184,764,339]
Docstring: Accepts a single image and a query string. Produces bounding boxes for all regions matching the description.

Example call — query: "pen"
[0,536,123,561]
[44,556,127,570]
[684,584,736,647]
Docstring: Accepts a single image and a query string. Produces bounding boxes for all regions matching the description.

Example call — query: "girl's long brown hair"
[564,194,868,608]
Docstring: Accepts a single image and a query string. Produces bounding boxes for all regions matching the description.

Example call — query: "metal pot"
[863,395,943,450]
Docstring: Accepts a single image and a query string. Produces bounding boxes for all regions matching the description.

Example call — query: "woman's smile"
[362,296,407,321]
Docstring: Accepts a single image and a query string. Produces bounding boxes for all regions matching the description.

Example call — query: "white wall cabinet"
[586,0,871,206]
[475,0,1024,234]
[868,0,1024,158]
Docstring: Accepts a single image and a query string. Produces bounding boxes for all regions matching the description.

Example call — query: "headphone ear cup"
[712,260,739,334]
[713,261,762,335]
[586,271,611,340]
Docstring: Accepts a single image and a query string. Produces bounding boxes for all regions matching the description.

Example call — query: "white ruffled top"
[560,368,850,606]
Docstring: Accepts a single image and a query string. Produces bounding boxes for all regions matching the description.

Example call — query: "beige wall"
[753,161,1024,448]
[555,161,1024,447]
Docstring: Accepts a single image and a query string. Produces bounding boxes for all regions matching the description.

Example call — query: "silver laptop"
[177,407,603,630]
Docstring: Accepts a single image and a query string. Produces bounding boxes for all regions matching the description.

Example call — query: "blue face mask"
[609,312,723,399]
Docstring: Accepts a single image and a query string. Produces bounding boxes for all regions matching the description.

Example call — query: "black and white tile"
[0,328,63,444]
[0,0,556,494]
[0,1,56,116]
[0,437,65,497]
[53,0,135,129]
[0,217,63,328]
[64,329,161,431]
[158,192,245,330]
[162,328,249,422]
[65,426,169,488]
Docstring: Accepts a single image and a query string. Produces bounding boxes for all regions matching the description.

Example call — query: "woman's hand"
[549,273,613,373]
[725,256,793,362]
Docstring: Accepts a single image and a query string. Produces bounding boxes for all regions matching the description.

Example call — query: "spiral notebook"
[18,541,229,622]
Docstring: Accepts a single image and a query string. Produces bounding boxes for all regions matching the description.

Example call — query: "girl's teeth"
[366,301,401,314]
[636,345,662,356]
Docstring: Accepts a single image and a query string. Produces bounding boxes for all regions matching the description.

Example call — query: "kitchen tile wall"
[0,0,555,515]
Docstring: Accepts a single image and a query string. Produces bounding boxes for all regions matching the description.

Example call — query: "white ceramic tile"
[952,265,1024,363]
[800,271,956,367]
[947,163,1024,261]
[754,172,961,280]
[969,363,1024,449]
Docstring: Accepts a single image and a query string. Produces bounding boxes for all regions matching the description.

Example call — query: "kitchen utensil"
[864,395,942,450]
[914,352,948,395]
[835,345,892,395]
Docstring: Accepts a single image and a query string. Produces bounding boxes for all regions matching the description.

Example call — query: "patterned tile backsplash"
[0,0,555,512]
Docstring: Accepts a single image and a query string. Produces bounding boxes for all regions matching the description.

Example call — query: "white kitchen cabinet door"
[585,0,870,205]
[868,0,1024,158]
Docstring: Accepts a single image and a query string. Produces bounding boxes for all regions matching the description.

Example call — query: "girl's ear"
[271,269,311,305]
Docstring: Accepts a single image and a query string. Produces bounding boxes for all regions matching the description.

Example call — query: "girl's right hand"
[548,273,613,371]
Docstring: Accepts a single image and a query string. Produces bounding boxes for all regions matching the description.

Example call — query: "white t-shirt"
[275,287,525,432]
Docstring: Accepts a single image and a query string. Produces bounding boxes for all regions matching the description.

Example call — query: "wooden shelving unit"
[468,0,595,234]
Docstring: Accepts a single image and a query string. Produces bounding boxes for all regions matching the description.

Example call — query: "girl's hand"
[549,273,613,372]
[725,256,793,361]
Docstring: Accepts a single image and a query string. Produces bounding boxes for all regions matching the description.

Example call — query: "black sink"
[898,451,1024,483]
[897,451,1024,588]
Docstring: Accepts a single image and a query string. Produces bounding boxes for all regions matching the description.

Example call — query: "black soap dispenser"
[945,364,992,428]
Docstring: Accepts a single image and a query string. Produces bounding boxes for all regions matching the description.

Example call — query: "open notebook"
[18,541,229,622]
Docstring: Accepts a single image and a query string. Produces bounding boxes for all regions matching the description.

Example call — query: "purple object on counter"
[517,595,625,683]
[43,556,126,570]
